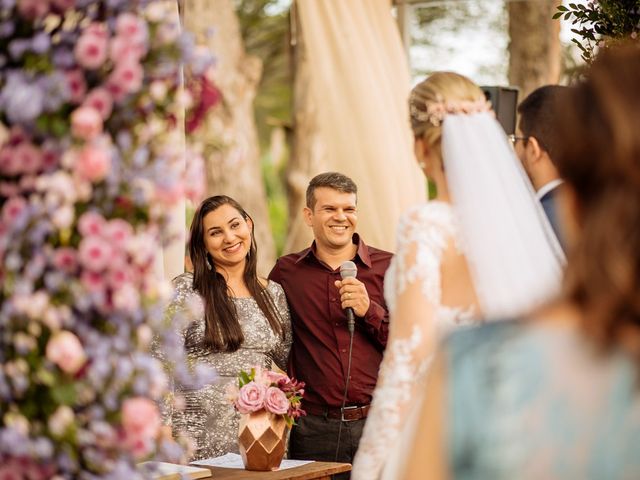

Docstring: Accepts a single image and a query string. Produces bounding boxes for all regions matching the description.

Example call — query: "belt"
[303,402,371,422]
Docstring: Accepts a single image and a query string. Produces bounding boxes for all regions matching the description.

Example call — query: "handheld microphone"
[339,260,358,334]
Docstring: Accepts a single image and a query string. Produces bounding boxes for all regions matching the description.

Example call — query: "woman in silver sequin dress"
[163,195,291,461]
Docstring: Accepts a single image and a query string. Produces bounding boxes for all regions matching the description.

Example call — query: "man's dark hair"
[517,85,569,164]
[305,172,358,209]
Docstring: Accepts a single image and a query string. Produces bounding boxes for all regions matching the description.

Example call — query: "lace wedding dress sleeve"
[352,203,474,480]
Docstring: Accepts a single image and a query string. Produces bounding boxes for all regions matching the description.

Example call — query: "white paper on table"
[191,453,314,470]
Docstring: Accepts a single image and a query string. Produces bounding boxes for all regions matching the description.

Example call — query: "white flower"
[48,405,75,437]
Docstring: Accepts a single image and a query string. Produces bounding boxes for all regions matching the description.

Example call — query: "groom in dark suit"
[513,85,569,251]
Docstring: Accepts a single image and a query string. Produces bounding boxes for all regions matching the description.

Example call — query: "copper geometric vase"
[238,410,289,471]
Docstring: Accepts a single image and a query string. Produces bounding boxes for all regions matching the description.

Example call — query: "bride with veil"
[352,72,565,480]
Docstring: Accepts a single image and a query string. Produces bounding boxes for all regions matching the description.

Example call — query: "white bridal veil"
[442,113,566,318]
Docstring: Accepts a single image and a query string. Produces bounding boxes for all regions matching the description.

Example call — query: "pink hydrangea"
[74,144,111,183]
[83,87,113,120]
[263,386,289,415]
[235,382,267,414]
[78,235,112,271]
[74,23,109,70]
[0,147,20,176]
[45,330,87,375]
[71,106,103,141]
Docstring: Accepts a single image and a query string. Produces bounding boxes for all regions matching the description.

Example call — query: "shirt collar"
[536,179,564,200]
[295,233,372,269]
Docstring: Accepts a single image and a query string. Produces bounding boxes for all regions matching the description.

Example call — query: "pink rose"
[263,386,289,415]
[108,60,143,97]
[265,370,288,385]
[51,0,75,12]
[115,13,148,45]
[74,23,109,70]
[121,397,161,459]
[105,218,133,246]
[13,142,42,174]
[53,248,78,274]
[74,145,111,183]
[2,196,27,225]
[80,269,106,293]
[110,36,147,65]
[0,147,20,176]
[112,283,140,312]
[17,0,49,20]
[45,330,86,375]
[78,235,112,271]
[83,87,113,119]
[71,106,103,141]
[78,211,106,237]
[65,69,87,104]
[235,382,267,414]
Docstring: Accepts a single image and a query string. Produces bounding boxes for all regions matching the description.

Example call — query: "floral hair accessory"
[410,95,494,127]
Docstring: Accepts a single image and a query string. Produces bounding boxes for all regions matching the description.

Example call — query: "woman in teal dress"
[401,44,640,479]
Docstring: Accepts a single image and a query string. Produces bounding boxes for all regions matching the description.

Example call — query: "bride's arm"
[352,209,445,479]
[399,353,448,480]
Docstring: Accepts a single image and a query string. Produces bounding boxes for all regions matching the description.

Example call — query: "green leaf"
[51,383,77,405]
[553,12,564,19]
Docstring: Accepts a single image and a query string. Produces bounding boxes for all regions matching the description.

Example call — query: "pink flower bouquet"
[228,366,305,426]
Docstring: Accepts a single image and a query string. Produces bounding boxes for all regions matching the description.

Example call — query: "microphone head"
[340,260,357,280]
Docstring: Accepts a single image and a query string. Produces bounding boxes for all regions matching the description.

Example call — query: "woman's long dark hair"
[556,44,640,352]
[188,195,284,352]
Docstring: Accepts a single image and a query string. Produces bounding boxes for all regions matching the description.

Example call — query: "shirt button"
[335,322,340,326]
[341,348,347,353]
[331,297,336,302]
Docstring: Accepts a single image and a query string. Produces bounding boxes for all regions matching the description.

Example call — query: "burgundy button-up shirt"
[269,234,392,408]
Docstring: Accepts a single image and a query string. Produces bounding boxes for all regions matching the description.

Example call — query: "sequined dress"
[164,272,292,461]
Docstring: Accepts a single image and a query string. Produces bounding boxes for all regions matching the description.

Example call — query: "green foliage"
[554,1,640,62]
[235,0,291,253]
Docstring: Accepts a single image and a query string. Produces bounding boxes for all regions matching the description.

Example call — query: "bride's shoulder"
[396,202,457,248]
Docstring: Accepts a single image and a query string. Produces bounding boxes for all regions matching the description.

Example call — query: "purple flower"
[31,31,51,54]
[1,76,44,123]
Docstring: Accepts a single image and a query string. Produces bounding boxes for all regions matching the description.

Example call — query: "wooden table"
[202,461,351,479]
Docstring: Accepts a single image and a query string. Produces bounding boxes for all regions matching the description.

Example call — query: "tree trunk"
[182,0,275,275]
[508,0,561,99]
[284,3,324,254]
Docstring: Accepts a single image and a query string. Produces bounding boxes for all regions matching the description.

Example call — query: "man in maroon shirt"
[269,172,392,476]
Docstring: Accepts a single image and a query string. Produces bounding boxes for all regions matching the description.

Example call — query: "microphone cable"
[334,325,355,462]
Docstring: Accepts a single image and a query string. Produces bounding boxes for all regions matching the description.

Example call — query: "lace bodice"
[353,202,477,480]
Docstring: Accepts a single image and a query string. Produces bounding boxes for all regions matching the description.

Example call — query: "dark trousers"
[289,414,365,480]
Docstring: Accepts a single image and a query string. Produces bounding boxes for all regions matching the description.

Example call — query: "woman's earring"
[206,257,212,270]
[418,160,427,169]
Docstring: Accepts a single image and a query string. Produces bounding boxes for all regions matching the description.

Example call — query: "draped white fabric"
[158,0,186,282]
[291,0,426,253]
[442,113,566,317]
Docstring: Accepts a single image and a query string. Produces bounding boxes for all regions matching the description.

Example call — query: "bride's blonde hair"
[409,72,486,161]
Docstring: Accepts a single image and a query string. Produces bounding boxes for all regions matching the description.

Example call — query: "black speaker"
[481,86,519,135]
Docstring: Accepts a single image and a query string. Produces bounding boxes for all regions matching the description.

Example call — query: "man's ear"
[303,206,313,226]
[526,136,544,164]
